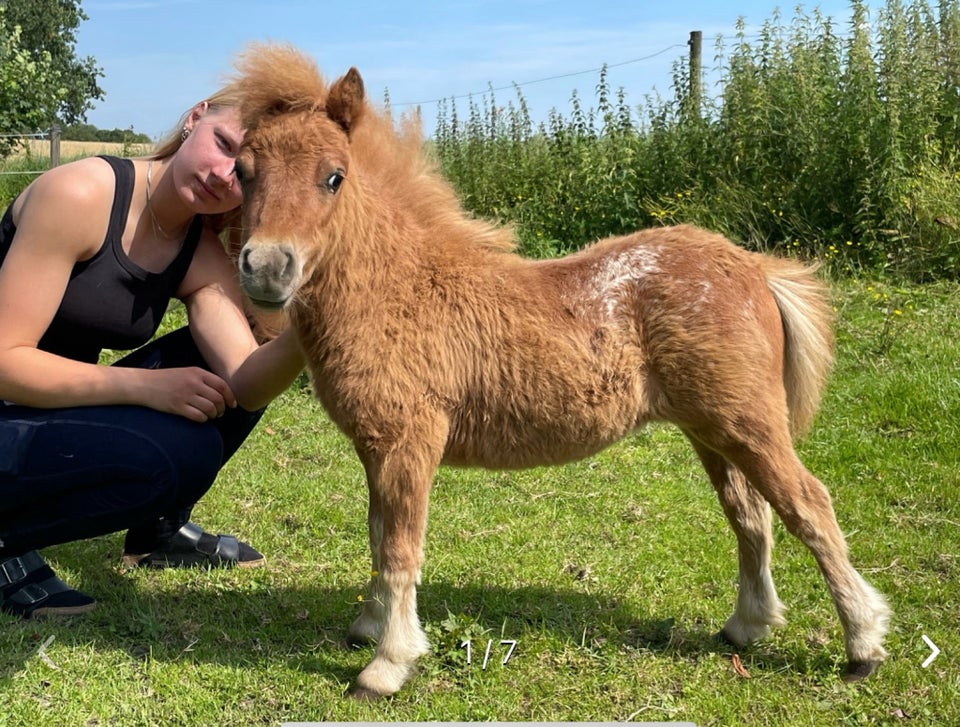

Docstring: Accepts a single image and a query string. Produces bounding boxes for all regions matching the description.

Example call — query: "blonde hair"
[150,85,245,242]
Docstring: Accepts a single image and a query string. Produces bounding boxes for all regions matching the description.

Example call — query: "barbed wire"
[387,18,867,111]
[0,131,49,139]
[0,128,59,175]
[391,43,689,109]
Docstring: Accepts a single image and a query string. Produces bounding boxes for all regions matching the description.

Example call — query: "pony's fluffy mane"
[352,107,518,255]
[231,43,516,254]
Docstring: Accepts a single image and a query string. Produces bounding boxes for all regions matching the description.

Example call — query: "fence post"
[49,124,61,168]
[688,30,703,117]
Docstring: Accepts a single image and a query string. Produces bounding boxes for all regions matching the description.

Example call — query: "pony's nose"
[240,243,296,281]
[238,242,301,308]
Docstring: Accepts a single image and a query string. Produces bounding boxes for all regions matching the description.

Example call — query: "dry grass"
[0,141,153,208]
[15,139,153,161]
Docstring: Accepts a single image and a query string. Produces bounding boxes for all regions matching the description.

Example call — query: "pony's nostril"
[282,249,297,282]
[239,247,254,276]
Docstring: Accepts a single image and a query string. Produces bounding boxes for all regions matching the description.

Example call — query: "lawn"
[0,279,956,726]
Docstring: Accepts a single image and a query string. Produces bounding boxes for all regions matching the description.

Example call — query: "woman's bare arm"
[0,160,235,422]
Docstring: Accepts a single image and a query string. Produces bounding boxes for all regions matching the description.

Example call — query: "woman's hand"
[141,367,237,422]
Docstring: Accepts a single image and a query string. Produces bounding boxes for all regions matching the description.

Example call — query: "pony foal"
[230,44,891,699]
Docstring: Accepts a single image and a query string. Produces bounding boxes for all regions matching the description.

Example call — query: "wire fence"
[0,126,61,175]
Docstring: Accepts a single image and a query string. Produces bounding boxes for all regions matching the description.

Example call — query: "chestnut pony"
[230,45,890,698]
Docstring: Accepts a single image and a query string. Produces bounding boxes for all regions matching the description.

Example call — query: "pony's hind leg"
[699,423,891,680]
[686,436,786,645]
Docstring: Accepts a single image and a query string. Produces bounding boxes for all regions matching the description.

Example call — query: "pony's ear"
[326,67,365,133]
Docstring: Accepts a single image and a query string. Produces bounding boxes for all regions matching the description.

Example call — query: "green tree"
[0,0,103,126]
[0,7,62,157]
[62,122,98,141]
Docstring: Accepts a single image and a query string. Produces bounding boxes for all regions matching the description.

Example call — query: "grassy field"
[0,278,956,726]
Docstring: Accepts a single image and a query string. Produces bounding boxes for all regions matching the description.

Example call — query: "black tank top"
[0,155,203,363]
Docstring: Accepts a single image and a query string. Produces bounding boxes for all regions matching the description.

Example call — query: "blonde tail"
[759,257,835,438]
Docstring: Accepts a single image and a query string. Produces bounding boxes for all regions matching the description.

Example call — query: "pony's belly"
[440,357,652,469]
[442,414,649,470]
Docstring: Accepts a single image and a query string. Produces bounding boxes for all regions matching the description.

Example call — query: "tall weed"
[434,0,960,280]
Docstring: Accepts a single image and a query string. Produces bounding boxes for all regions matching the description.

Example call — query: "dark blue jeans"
[0,328,263,557]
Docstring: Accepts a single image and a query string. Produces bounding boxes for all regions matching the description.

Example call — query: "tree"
[0,7,62,157]
[0,0,104,127]
[61,123,151,144]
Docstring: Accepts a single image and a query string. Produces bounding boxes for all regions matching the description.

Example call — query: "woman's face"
[173,104,244,215]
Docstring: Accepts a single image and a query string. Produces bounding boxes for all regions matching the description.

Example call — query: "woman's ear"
[185,100,211,132]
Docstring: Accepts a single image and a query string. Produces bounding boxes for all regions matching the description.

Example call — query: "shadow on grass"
[0,538,804,692]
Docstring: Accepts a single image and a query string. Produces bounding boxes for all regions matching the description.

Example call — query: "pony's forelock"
[233,43,517,255]
[230,42,329,128]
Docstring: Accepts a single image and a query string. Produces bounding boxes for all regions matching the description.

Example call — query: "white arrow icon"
[922,634,940,668]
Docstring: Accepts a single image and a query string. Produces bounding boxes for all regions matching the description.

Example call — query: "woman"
[0,87,304,618]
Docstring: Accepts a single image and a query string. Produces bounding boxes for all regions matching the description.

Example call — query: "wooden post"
[688,30,703,117]
[49,124,61,168]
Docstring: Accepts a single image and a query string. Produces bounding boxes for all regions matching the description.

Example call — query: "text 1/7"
[460,639,518,669]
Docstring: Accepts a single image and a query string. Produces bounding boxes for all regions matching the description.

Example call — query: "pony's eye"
[324,169,345,194]
[233,163,244,183]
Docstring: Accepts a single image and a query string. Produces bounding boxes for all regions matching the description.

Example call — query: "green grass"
[0,279,957,726]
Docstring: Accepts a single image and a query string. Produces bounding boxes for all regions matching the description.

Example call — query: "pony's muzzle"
[238,241,302,309]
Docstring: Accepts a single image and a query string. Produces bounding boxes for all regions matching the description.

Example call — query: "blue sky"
[77,1,881,140]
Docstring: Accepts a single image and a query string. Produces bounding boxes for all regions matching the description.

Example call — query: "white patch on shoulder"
[693,279,713,312]
[590,246,661,317]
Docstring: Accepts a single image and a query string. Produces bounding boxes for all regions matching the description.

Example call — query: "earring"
[180,127,191,142]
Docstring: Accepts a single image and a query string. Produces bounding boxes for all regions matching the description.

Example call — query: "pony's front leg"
[350,424,445,699]
[348,484,386,646]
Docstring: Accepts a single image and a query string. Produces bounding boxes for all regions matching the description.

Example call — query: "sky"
[75,1,883,141]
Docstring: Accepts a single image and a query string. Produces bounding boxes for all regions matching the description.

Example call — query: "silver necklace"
[145,160,185,240]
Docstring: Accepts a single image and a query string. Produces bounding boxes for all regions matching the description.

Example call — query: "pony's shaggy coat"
[230,44,891,698]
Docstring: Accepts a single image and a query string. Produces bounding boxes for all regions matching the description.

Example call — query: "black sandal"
[0,551,96,619]
[121,522,265,569]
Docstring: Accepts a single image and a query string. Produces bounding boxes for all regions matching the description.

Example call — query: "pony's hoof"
[715,628,740,647]
[346,633,375,649]
[842,660,881,681]
[349,684,387,701]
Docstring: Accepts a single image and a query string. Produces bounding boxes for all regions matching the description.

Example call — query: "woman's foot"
[121,522,265,569]
[0,551,96,619]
